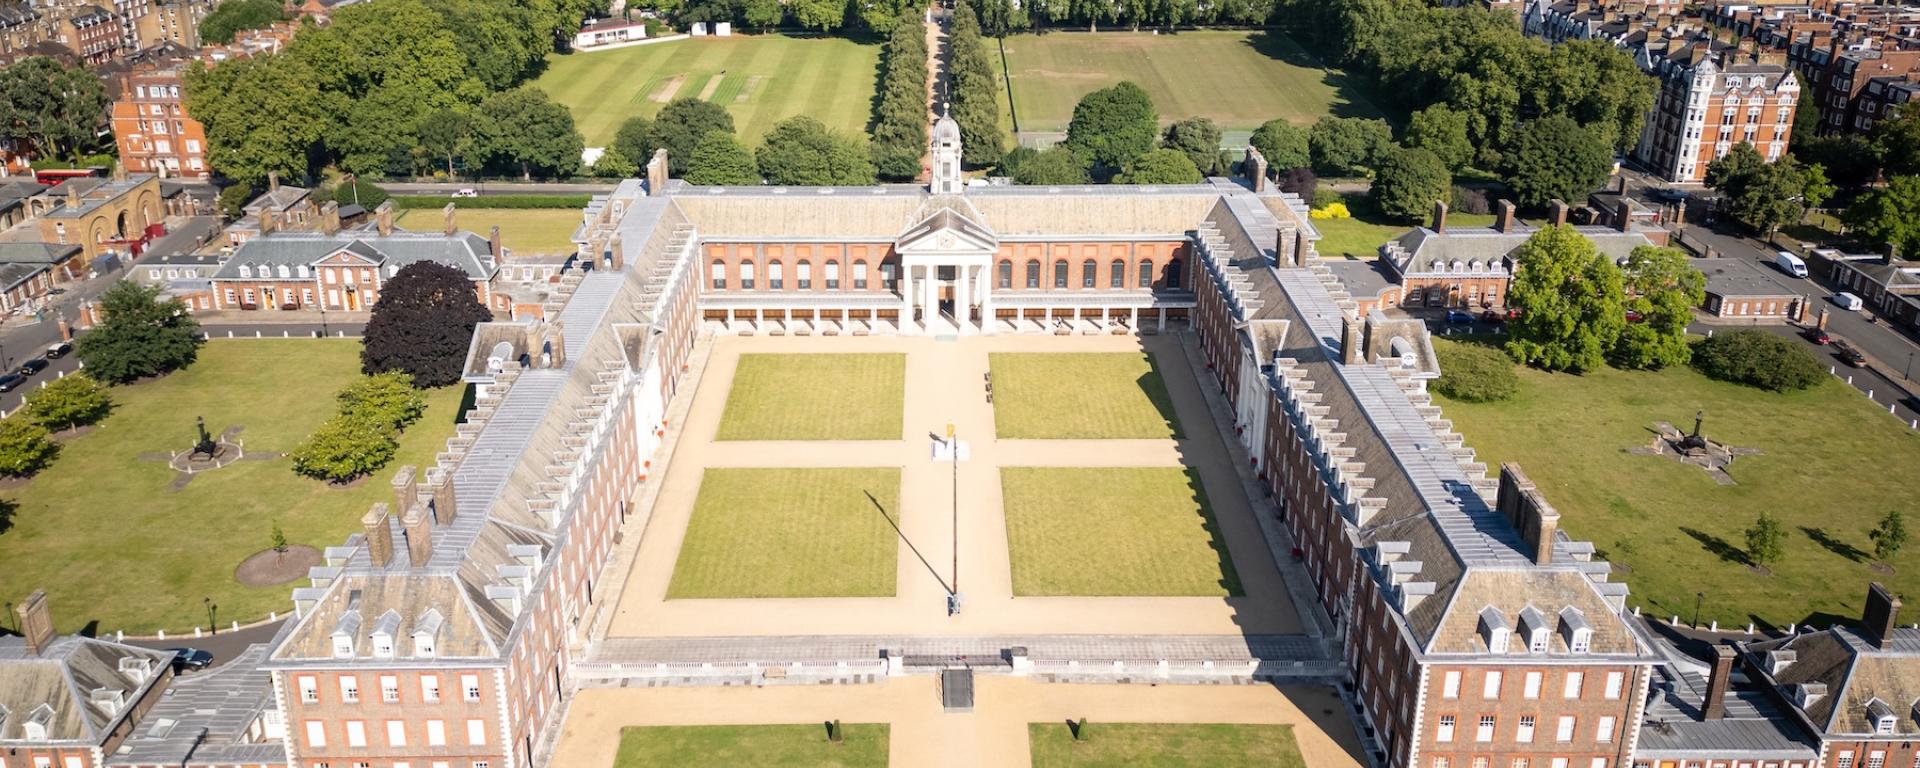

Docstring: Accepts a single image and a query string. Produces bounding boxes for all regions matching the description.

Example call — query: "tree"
[1611,245,1704,370]
[1405,105,1472,171]
[186,54,331,187]
[1846,175,1920,258]
[361,262,493,387]
[1706,142,1832,238]
[416,108,474,177]
[1162,117,1224,176]
[872,15,929,180]
[1004,146,1090,185]
[590,147,638,178]
[684,130,760,186]
[0,57,110,162]
[651,98,735,176]
[948,3,1004,167]
[1249,118,1311,171]
[788,0,844,30]
[290,414,398,482]
[754,116,875,186]
[331,179,388,209]
[1503,225,1627,373]
[270,521,289,554]
[1745,511,1786,569]
[337,372,427,431]
[198,0,285,45]
[217,182,254,220]
[1871,509,1909,564]
[1064,82,1158,172]
[0,417,56,478]
[1690,330,1826,391]
[1277,167,1317,201]
[1308,116,1391,176]
[472,86,584,180]
[1371,147,1451,222]
[75,281,203,384]
[1504,115,1612,208]
[23,374,111,433]
[1792,134,1879,191]
[1116,148,1201,185]
[612,116,658,172]
[1874,103,1920,178]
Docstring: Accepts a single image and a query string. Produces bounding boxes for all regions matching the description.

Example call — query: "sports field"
[534,35,883,147]
[993,31,1383,137]
[1001,467,1241,597]
[667,468,903,599]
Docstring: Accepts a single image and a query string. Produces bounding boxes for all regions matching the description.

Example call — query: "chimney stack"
[66,183,80,208]
[1616,175,1630,195]
[1496,463,1560,565]
[267,170,279,192]
[362,503,394,568]
[319,201,340,234]
[1885,242,1900,266]
[1865,582,1902,648]
[1431,200,1449,234]
[1340,314,1367,365]
[1276,227,1293,268]
[374,200,394,237]
[403,504,432,565]
[1295,228,1311,267]
[1494,199,1517,233]
[646,149,670,197]
[1703,644,1735,720]
[442,202,458,236]
[1615,199,1635,233]
[1244,147,1269,193]
[15,590,54,655]
[259,210,278,235]
[1549,199,1570,227]
[489,226,503,260]
[391,465,417,514]
[428,468,457,525]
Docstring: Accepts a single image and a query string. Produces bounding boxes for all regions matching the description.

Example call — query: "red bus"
[33,168,105,186]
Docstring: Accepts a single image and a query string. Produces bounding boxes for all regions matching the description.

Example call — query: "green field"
[0,341,464,633]
[1312,193,1500,260]
[667,468,902,599]
[716,353,905,440]
[1001,467,1240,596]
[396,208,581,256]
[1433,338,1920,627]
[993,31,1382,137]
[1028,722,1306,767]
[990,352,1181,439]
[534,34,883,147]
[615,724,889,768]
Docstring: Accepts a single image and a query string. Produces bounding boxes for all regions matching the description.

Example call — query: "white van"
[451,188,479,198]
[1775,251,1808,278]
[1833,292,1864,311]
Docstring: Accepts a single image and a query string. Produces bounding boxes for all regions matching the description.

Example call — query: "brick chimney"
[1275,227,1293,268]
[489,226,503,260]
[1549,199,1570,227]
[1244,146,1269,193]
[646,149,670,197]
[428,468,457,525]
[390,465,417,513]
[319,201,340,234]
[1431,200,1448,234]
[1615,199,1635,233]
[259,210,278,236]
[1495,199,1517,233]
[1865,582,1902,648]
[441,202,457,236]
[402,503,432,565]
[1341,315,1366,365]
[267,170,279,193]
[1885,242,1900,266]
[15,589,54,655]
[1496,463,1560,565]
[374,200,394,237]
[1295,228,1311,267]
[1704,644,1735,720]
[362,503,393,568]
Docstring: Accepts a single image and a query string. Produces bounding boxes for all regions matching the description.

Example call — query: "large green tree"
[1845,175,1920,258]
[1308,116,1391,176]
[754,116,875,186]
[1162,117,1224,176]
[1249,118,1310,171]
[1504,115,1612,208]
[1371,147,1451,222]
[1705,142,1832,238]
[948,3,1004,167]
[23,374,111,433]
[1405,105,1472,171]
[1874,103,1920,178]
[0,57,110,163]
[1612,245,1704,370]
[1503,225,1627,373]
[1063,81,1158,172]
[198,0,285,45]
[684,130,760,185]
[74,281,203,384]
[612,116,658,171]
[472,86,584,179]
[1116,148,1201,185]
[416,108,474,177]
[651,98,735,176]
[871,15,930,180]
[186,54,332,187]
[1002,146,1090,185]
[0,417,56,478]
[361,262,494,387]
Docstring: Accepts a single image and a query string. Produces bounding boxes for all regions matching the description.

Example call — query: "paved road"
[381,181,615,196]
[122,617,287,673]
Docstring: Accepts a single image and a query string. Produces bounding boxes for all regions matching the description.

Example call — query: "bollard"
[228,330,234,338]
[282,330,289,338]
[270,611,277,621]
[1710,621,1719,632]
[193,627,202,638]
[1848,376,1854,385]
[254,330,261,338]
[231,620,239,631]
[1868,389,1874,399]
[1672,615,1680,625]
[1747,623,1755,634]
[157,629,165,640]
[55,369,63,378]
[116,630,123,641]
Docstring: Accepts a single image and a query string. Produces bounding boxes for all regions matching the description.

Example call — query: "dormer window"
[371,633,394,658]
[118,655,154,680]
[238,265,252,278]
[1867,698,1897,734]
[90,687,126,711]
[1478,606,1513,653]
[23,703,53,740]
[298,265,309,278]
[414,631,436,657]
[1559,607,1593,654]
[277,264,290,278]
[1518,606,1551,654]
[1768,649,1797,674]
[412,608,444,658]
[332,635,354,658]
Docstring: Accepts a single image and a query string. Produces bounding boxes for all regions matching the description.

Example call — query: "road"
[380,180,616,196]
[122,617,287,672]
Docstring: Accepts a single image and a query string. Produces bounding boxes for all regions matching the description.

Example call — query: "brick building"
[1380,200,1659,309]
[0,593,177,768]
[1693,254,1807,320]
[1741,585,1920,768]
[22,174,166,271]
[1824,249,1920,331]
[111,55,206,178]
[210,203,500,312]
[1636,57,1800,183]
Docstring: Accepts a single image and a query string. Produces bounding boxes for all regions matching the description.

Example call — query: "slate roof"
[108,643,285,767]
[1385,224,1654,278]
[1694,256,1801,299]
[243,185,310,214]
[216,232,496,281]
[1749,626,1920,737]
[0,242,81,264]
[0,261,48,292]
[0,636,171,745]
[1636,650,1818,758]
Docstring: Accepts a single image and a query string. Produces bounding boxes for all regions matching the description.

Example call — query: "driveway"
[121,617,287,672]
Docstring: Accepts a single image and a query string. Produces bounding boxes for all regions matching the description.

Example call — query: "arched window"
[825,260,840,290]
[740,259,756,290]
[710,260,726,290]
[1026,260,1040,288]
[854,260,869,289]
[998,260,1012,289]
[1109,259,1125,288]
[768,259,784,290]
[1138,260,1155,288]
[1053,260,1068,289]
[1166,258,1183,289]
[1081,259,1096,288]
[796,260,811,290]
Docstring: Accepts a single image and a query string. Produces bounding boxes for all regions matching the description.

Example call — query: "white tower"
[931,115,963,195]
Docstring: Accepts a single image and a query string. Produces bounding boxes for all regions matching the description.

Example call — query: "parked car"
[1652,188,1689,203]
[451,188,479,198]
[1444,309,1474,325]
[16,357,47,376]
[0,374,23,392]
[1833,340,1867,367]
[167,648,214,671]
[1479,309,1507,324]
[44,341,72,359]
[1802,327,1832,345]
[1833,292,1865,311]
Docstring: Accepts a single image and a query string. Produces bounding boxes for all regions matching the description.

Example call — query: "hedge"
[1689,330,1825,392]
[1432,341,1520,403]
[392,195,591,210]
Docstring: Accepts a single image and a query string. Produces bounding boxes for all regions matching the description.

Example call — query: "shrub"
[1277,167,1317,202]
[1309,202,1351,220]
[1432,342,1520,402]
[337,372,426,431]
[332,179,389,209]
[0,417,57,477]
[1310,187,1342,209]
[392,195,590,210]
[1690,330,1825,391]
[23,373,112,432]
[1450,185,1493,215]
[290,414,398,482]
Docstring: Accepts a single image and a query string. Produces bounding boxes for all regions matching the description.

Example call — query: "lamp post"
[204,597,217,636]
[947,422,961,616]
[1693,592,1704,629]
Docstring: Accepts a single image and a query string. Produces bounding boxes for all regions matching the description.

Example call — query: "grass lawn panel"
[716,353,904,441]
[667,468,901,599]
[396,208,582,256]
[1001,467,1240,597]
[0,340,463,633]
[534,34,882,147]
[990,352,1181,439]
[993,31,1382,135]
[1312,193,1499,260]
[1432,338,1920,627]
[614,723,888,768]
[1028,722,1306,768]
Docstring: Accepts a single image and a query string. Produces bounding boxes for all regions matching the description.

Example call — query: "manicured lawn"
[1000,467,1239,596]
[1432,338,1920,627]
[993,31,1382,135]
[667,468,902,598]
[614,723,888,768]
[533,34,882,147]
[396,208,581,256]
[0,340,464,633]
[990,352,1180,439]
[1028,722,1306,767]
[716,353,905,440]
[1312,193,1499,260]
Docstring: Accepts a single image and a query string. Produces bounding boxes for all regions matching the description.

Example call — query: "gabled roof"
[0,636,171,745]
[896,197,997,253]
[1749,626,1920,736]
[216,232,496,281]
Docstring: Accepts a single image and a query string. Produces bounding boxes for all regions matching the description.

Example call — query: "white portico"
[895,204,998,334]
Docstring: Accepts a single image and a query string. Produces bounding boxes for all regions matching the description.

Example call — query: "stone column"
[900,263,914,328]
[980,267,995,334]
[923,265,937,327]
[956,265,972,334]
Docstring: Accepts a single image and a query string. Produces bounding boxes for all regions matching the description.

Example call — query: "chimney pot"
[15,590,54,655]
[1704,644,1735,720]
[1432,200,1449,234]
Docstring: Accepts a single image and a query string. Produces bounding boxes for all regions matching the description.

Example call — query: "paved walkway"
[606,333,1301,638]
[550,676,1365,768]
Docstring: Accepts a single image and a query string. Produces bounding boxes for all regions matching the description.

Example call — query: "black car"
[167,648,214,670]
[45,341,72,359]
[0,374,22,392]
[17,357,47,376]
[1833,340,1867,367]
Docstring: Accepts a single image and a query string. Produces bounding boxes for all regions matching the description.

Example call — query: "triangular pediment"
[896,206,997,254]
[316,240,385,266]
